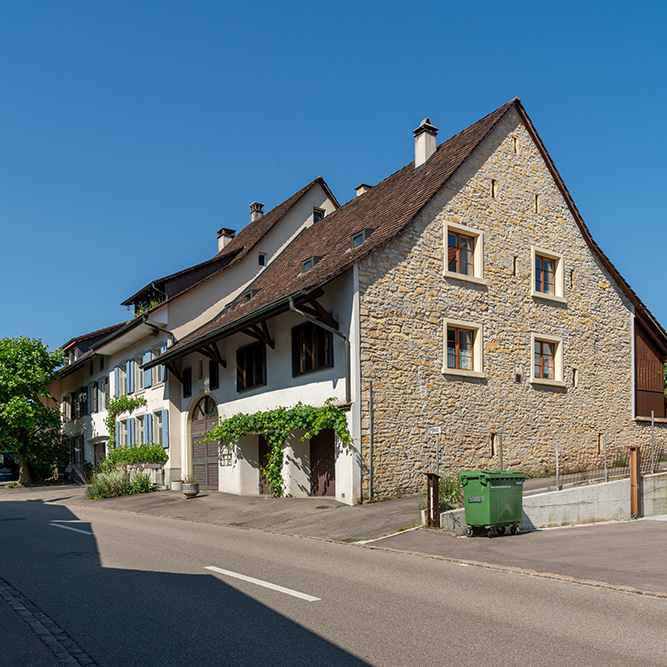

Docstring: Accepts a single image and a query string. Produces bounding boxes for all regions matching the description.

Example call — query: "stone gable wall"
[357,107,666,498]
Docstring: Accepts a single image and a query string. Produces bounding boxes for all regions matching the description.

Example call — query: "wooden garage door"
[191,397,219,490]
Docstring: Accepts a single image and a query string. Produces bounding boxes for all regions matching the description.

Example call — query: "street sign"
[428,426,441,435]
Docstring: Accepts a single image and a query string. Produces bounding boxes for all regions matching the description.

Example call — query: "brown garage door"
[310,429,335,497]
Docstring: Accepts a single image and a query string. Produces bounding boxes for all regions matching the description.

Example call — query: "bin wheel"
[510,524,519,535]
[487,528,494,538]
[465,525,474,538]
[496,526,506,535]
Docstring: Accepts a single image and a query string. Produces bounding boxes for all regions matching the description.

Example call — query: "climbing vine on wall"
[104,395,147,450]
[203,399,353,498]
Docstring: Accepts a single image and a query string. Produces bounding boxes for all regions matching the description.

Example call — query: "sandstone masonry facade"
[357,107,665,497]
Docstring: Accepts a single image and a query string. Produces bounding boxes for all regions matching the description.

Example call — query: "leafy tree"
[0,337,66,484]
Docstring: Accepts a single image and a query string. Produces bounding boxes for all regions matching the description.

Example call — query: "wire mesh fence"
[552,442,665,488]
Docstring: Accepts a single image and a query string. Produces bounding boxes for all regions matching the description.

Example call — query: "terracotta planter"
[182,482,199,499]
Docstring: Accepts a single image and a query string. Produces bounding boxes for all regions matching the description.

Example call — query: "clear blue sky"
[1,1,665,350]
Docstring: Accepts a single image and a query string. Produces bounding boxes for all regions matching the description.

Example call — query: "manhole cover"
[0,517,26,521]
[56,552,97,559]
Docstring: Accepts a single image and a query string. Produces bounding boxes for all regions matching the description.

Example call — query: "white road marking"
[205,566,320,602]
[50,522,94,536]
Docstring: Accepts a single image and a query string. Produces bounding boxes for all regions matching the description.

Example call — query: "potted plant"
[182,474,199,499]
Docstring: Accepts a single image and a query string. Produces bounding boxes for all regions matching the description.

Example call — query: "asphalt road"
[1,497,666,666]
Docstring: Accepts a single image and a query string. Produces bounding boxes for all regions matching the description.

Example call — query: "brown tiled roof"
[154,97,667,366]
[61,322,126,352]
[132,176,339,315]
[154,100,517,363]
[214,176,340,265]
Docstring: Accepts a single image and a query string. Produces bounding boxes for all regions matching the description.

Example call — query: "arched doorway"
[191,396,220,490]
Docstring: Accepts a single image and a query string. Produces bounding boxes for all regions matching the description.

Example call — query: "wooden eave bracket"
[165,362,183,384]
[199,342,227,368]
[242,320,275,349]
[297,295,339,329]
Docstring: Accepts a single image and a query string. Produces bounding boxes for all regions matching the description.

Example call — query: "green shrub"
[87,470,132,499]
[100,443,168,472]
[87,470,156,499]
[439,469,463,510]
[130,473,153,494]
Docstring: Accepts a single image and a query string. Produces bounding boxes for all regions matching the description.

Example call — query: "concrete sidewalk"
[0,483,424,541]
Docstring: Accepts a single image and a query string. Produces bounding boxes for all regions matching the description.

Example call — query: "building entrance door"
[310,429,336,497]
[191,397,219,490]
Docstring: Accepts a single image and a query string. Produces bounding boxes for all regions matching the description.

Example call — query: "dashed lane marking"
[50,522,94,536]
[205,566,320,601]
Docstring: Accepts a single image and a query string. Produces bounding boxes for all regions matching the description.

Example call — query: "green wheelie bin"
[459,470,527,537]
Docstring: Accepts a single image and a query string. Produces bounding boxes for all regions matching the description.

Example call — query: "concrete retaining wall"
[423,471,667,535]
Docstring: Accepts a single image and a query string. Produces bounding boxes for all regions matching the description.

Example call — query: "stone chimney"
[217,227,236,252]
[250,201,264,223]
[355,183,373,197]
[413,118,438,170]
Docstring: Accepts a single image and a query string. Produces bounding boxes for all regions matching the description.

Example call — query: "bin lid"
[459,470,527,482]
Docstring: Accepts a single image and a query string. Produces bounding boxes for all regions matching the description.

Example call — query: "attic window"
[258,252,267,267]
[351,228,374,249]
[241,289,260,305]
[313,208,325,223]
[301,256,321,273]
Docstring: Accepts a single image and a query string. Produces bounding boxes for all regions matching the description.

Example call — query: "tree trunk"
[17,451,32,485]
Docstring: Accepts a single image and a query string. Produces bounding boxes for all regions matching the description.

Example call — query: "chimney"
[217,227,236,252]
[355,183,373,197]
[250,201,264,223]
[413,118,438,170]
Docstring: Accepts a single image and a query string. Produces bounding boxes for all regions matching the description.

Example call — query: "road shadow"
[0,500,370,666]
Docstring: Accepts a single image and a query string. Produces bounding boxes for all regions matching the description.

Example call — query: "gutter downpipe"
[289,297,351,405]
[142,315,177,345]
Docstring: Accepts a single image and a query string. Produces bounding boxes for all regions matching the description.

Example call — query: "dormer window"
[313,208,325,223]
[350,228,374,249]
[301,256,321,273]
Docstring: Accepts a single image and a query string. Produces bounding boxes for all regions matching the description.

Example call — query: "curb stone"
[0,576,99,666]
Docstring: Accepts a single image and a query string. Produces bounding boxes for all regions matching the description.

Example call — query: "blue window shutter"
[114,366,119,398]
[127,359,134,394]
[162,409,169,448]
[128,417,135,446]
[146,413,153,443]
[143,351,152,388]
[115,421,120,446]
[160,343,167,383]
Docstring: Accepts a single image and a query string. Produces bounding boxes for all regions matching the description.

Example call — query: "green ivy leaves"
[104,395,147,450]
[204,399,352,497]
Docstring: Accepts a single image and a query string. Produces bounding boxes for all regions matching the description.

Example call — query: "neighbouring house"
[50,98,667,503]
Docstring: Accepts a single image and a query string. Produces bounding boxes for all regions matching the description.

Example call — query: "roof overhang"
[92,317,167,356]
[143,292,305,370]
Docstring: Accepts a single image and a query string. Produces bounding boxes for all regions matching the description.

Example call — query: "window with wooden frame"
[443,221,484,283]
[209,359,219,390]
[442,319,484,378]
[292,323,333,376]
[530,333,564,386]
[236,342,266,391]
[182,367,192,398]
[531,246,565,302]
